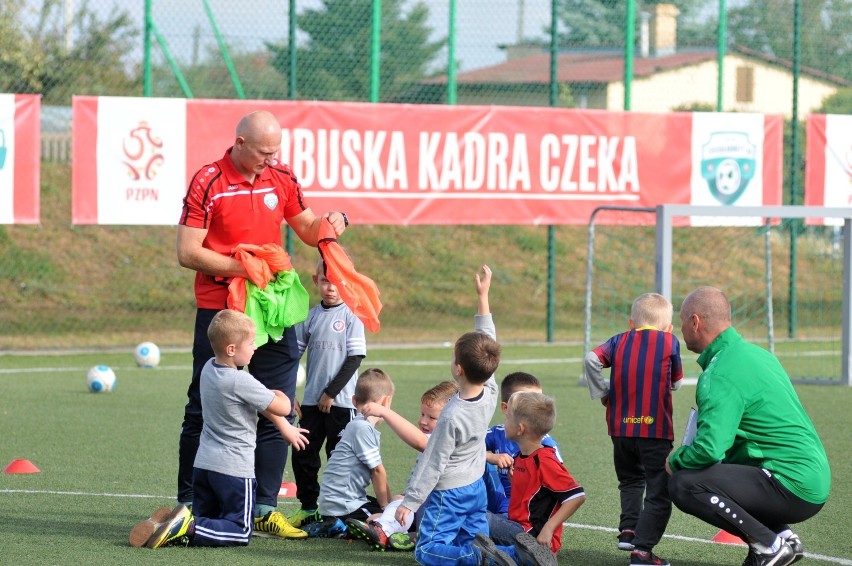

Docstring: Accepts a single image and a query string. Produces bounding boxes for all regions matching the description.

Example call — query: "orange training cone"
[278,481,298,498]
[3,459,40,474]
[712,529,746,545]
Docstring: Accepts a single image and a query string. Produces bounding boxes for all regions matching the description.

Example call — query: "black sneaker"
[618,529,636,551]
[741,550,758,566]
[786,534,804,564]
[751,541,796,566]
[472,533,515,566]
[630,549,671,566]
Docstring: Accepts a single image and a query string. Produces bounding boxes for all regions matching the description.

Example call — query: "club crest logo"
[123,121,164,181]
[332,319,345,333]
[264,193,278,210]
[700,131,756,205]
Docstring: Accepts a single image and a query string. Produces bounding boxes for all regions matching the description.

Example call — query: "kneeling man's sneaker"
[472,533,515,566]
[785,534,804,564]
[630,549,671,566]
[514,531,557,566]
[253,511,308,539]
[751,541,795,566]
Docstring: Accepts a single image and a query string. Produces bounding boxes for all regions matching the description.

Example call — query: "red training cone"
[711,529,746,545]
[278,481,298,498]
[3,459,40,474]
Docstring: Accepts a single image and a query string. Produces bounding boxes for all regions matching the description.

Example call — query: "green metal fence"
[2,1,851,363]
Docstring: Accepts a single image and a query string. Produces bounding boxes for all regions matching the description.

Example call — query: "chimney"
[650,3,679,57]
[640,11,650,58]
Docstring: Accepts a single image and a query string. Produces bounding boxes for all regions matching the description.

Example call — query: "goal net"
[584,205,851,385]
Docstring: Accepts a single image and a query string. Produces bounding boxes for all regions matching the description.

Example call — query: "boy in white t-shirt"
[347,380,459,551]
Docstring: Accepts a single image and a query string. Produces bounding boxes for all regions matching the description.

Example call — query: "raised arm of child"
[361,402,429,452]
[475,264,491,316]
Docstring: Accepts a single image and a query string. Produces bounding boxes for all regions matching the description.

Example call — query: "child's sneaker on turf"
[345,518,389,550]
[785,534,804,564]
[630,549,671,565]
[129,506,172,547]
[305,517,348,538]
[253,511,308,539]
[618,529,636,551]
[472,533,515,566]
[287,507,322,528]
[388,531,417,551]
[145,504,195,548]
[750,540,795,566]
[514,531,557,566]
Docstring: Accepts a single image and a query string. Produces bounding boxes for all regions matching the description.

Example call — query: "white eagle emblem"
[264,194,278,210]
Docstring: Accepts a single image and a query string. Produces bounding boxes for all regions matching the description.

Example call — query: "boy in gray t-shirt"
[288,258,367,528]
[129,310,309,549]
[302,368,395,539]
[394,266,555,566]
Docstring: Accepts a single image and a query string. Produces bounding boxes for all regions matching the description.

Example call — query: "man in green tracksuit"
[667,287,830,566]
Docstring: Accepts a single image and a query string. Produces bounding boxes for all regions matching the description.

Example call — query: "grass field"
[1,344,850,566]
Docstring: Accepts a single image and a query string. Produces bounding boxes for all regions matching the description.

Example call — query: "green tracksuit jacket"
[668,327,830,505]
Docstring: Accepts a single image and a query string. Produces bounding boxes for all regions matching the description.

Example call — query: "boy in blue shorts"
[394,265,553,566]
[129,310,309,548]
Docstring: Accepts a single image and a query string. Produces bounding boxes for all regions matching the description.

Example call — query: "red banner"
[0,94,40,224]
[72,97,782,225]
[805,114,852,225]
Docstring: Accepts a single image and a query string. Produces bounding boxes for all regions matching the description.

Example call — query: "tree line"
[1,0,849,112]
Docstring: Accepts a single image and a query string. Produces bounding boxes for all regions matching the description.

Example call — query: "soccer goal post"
[655,205,852,386]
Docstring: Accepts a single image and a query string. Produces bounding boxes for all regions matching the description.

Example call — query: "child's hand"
[294,398,302,420]
[318,393,334,413]
[361,401,386,419]
[536,526,555,550]
[493,453,514,469]
[395,504,412,526]
[282,421,310,451]
[475,264,492,296]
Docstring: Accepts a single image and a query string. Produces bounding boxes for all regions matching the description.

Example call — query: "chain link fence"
[1,0,850,356]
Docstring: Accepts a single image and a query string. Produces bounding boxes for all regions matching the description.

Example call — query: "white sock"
[777,529,793,540]
[752,536,782,554]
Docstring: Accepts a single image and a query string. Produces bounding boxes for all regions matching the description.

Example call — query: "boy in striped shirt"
[584,293,683,566]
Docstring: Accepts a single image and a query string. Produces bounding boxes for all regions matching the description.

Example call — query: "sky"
[25,0,555,73]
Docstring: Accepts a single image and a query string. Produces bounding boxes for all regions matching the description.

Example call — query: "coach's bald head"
[679,286,732,354]
[230,111,282,182]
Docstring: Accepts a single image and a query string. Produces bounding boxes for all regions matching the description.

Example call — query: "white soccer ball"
[296,363,306,387]
[134,342,161,368]
[87,365,116,393]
